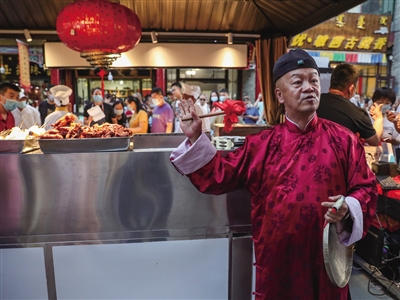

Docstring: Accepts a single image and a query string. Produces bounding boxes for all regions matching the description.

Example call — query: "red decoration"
[214,100,246,133]
[56,0,142,69]
[97,69,107,97]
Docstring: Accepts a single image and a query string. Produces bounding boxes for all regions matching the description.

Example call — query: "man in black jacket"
[317,63,382,146]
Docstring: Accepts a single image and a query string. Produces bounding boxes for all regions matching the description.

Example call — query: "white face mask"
[48,94,55,102]
[152,98,160,106]
[220,96,226,102]
[114,108,124,115]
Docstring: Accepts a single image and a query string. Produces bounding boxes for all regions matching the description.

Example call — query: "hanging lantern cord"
[97,69,107,98]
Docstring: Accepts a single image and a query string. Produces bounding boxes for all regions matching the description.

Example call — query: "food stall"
[0,132,253,299]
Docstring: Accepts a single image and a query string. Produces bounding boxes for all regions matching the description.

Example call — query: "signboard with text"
[289,13,392,53]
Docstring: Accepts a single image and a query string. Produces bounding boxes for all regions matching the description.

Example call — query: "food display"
[40,113,131,139]
[0,125,45,140]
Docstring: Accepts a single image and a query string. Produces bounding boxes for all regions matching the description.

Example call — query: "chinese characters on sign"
[289,13,391,52]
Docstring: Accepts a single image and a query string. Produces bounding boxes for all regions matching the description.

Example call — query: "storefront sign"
[0,54,50,79]
[289,13,392,53]
[17,40,31,89]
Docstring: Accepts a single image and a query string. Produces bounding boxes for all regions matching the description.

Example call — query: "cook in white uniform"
[11,91,41,129]
[44,85,80,131]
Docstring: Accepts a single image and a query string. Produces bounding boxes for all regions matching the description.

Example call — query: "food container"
[39,137,130,154]
[0,140,25,153]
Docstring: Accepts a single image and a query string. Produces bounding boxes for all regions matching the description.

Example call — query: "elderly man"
[12,91,41,129]
[170,49,377,300]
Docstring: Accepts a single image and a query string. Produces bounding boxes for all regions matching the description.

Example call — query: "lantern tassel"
[97,69,107,98]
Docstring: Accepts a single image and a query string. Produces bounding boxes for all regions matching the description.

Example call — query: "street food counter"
[0,143,253,299]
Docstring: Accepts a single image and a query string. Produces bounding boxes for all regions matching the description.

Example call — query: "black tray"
[39,137,130,153]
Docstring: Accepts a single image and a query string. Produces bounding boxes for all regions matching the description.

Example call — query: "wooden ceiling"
[0,0,366,44]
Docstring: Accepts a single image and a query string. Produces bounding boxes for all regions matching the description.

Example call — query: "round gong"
[323,222,353,288]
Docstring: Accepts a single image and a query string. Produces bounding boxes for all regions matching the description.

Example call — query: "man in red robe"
[170,49,377,300]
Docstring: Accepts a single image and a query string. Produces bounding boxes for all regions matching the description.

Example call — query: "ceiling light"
[24,29,32,42]
[151,31,158,44]
[108,71,113,81]
[227,33,233,45]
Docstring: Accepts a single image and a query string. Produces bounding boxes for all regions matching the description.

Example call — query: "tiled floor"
[349,267,399,299]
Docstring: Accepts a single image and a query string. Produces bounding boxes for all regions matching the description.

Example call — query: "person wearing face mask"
[0,82,20,131]
[125,96,148,134]
[39,85,56,125]
[43,85,80,131]
[372,87,400,145]
[209,90,225,127]
[84,87,117,126]
[170,82,204,133]
[112,100,127,126]
[11,91,41,129]
[219,88,231,103]
[150,87,173,133]
[242,96,259,124]
[317,63,383,146]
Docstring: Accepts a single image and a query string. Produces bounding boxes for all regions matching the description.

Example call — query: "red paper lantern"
[56,0,141,69]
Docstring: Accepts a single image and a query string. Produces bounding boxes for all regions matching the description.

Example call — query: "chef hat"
[181,82,201,99]
[19,91,27,100]
[273,49,319,83]
[50,85,72,106]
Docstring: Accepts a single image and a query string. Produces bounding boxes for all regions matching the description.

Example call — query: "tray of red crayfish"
[38,113,132,153]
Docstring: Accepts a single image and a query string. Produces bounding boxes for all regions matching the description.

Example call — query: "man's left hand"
[321,195,349,223]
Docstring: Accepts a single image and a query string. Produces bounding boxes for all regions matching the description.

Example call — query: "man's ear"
[275,88,284,104]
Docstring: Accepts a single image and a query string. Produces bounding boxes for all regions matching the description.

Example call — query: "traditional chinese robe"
[171,115,377,300]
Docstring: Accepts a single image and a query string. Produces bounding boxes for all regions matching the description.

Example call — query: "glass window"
[89,79,141,100]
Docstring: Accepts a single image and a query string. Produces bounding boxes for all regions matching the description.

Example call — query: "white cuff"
[337,196,363,246]
[170,133,217,175]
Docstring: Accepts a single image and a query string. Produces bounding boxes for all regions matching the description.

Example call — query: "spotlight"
[24,29,32,42]
[151,31,158,44]
[108,71,113,81]
[0,65,5,74]
[227,33,233,45]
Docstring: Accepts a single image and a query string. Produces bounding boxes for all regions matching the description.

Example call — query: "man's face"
[220,92,229,99]
[274,68,320,117]
[198,95,207,106]
[0,88,19,104]
[374,97,391,106]
[151,93,164,107]
[170,86,182,100]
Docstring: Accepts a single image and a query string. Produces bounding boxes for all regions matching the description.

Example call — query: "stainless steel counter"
[0,150,253,299]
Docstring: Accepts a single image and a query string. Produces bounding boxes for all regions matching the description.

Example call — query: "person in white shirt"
[372,87,400,144]
[44,85,80,131]
[195,94,210,132]
[11,91,41,129]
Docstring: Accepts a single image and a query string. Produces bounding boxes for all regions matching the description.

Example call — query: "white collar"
[285,113,316,131]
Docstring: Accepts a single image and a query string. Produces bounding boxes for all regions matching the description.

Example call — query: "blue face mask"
[93,95,103,103]
[220,96,226,102]
[211,96,219,102]
[2,98,18,111]
[17,100,27,109]
[382,104,391,114]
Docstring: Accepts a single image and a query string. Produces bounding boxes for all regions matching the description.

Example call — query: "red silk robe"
[186,116,377,299]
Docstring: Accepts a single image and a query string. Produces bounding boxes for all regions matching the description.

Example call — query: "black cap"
[273,49,319,83]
